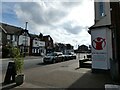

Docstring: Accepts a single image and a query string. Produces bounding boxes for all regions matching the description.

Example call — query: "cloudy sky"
[1,0,94,49]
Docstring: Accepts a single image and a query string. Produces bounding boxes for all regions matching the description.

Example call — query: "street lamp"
[24,22,28,57]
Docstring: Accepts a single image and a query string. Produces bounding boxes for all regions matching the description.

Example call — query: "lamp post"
[24,22,28,57]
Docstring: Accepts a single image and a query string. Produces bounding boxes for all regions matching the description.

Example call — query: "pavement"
[1,58,120,89]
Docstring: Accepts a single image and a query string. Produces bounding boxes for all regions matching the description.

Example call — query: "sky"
[1,0,94,49]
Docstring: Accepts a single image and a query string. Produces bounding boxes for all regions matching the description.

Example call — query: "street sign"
[91,27,112,70]
[4,62,16,84]
[92,37,106,50]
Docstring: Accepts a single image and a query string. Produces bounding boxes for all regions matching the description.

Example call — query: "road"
[2,57,43,73]
[24,59,80,88]
[1,54,112,89]
[1,56,79,84]
[1,53,88,73]
[12,58,111,89]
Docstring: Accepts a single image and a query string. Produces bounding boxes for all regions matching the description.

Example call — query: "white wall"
[33,39,45,47]
[18,35,30,46]
[39,41,45,47]
[33,39,40,47]
[94,2,111,26]
[91,27,112,70]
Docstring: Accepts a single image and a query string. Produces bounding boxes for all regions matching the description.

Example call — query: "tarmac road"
[1,56,43,73]
[1,55,115,89]
[14,59,113,89]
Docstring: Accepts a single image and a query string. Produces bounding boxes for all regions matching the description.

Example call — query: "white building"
[18,30,30,56]
[89,1,120,82]
[89,1,113,71]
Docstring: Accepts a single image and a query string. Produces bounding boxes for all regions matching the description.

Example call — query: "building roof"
[0,23,23,35]
[30,34,39,39]
[43,35,53,41]
[88,24,111,35]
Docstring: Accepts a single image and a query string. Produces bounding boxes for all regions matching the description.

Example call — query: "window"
[48,37,51,41]
[12,35,15,41]
[24,48,28,52]
[32,49,34,53]
[99,1,105,17]
[7,35,10,40]
[35,41,37,44]
[0,32,1,44]
[38,49,39,53]
[35,49,37,53]
[0,32,1,40]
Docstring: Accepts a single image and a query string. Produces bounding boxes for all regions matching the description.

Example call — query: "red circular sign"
[92,37,106,50]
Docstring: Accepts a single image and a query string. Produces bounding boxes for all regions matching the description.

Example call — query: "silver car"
[43,52,64,64]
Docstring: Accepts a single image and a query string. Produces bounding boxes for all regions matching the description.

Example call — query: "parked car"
[87,54,91,60]
[70,52,76,59]
[62,54,70,61]
[43,52,64,64]
[63,52,76,60]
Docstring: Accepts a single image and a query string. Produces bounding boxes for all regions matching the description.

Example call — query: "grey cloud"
[46,9,67,23]
[60,0,83,8]
[15,2,48,25]
[83,26,89,30]
[14,2,68,26]
[62,2,82,8]
[62,22,84,34]
[14,2,86,35]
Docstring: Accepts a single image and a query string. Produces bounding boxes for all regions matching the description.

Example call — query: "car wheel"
[62,58,64,62]
[52,59,55,63]
[44,61,47,64]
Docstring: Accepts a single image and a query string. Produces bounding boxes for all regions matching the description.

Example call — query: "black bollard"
[4,62,16,84]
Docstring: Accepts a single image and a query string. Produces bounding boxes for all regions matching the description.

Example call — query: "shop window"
[38,49,39,53]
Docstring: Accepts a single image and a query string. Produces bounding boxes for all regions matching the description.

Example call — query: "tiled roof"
[0,23,23,34]
[30,34,39,38]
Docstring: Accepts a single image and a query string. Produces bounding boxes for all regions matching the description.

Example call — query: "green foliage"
[11,47,24,74]
[2,44,12,58]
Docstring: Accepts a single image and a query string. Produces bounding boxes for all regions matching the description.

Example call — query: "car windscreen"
[47,53,54,56]
[47,53,57,56]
